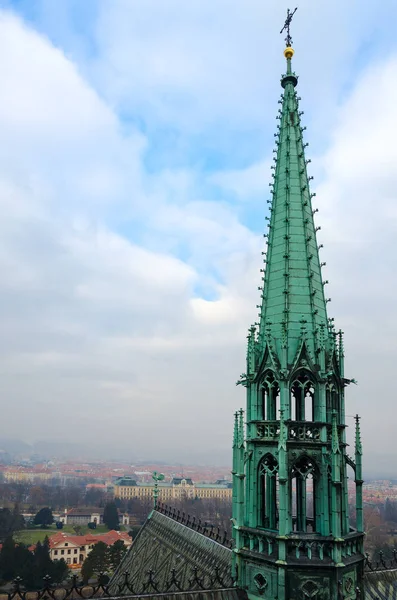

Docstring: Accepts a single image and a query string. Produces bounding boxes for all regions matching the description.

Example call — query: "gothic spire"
[258,44,328,365]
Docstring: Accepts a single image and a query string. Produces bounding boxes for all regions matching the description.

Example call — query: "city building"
[113,476,232,502]
[3,467,53,483]
[109,22,392,600]
[60,507,130,527]
[47,530,132,567]
[60,508,104,526]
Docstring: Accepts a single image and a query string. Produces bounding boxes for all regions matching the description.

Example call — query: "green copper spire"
[258,47,328,365]
[232,19,365,599]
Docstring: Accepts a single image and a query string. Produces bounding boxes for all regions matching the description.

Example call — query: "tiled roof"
[364,570,397,599]
[48,530,131,548]
[110,510,234,595]
[66,507,103,516]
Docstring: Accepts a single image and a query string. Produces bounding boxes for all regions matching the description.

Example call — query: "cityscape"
[1,457,397,506]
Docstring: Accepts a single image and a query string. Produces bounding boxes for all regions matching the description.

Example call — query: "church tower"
[232,18,365,600]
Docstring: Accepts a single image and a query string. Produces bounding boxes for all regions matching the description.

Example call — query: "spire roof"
[257,48,328,365]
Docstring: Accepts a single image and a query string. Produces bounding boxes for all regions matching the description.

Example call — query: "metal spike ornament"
[152,471,165,508]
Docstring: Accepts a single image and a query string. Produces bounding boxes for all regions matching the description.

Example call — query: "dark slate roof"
[110,508,397,600]
[110,510,239,598]
[365,569,397,600]
[108,592,246,600]
[114,477,138,486]
[171,477,194,486]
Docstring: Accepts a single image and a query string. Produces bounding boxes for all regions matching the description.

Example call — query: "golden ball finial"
[284,46,294,59]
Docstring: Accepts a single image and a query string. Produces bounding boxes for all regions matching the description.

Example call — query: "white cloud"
[0,9,259,462]
[209,160,270,198]
[313,55,397,474]
[0,2,396,470]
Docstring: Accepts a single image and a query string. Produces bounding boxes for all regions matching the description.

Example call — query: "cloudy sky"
[0,0,396,472]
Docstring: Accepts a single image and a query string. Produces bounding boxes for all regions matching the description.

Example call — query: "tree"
[103,502,119,530]
[56,521,64,529]
[0,535,67,589]
[85,488,105,506]
[0,507,24,540]
[81,541,109,583]
[385,498,397,524]
[33,507,53,528]
[88,521,97,530]
[0,538,34,583]
[0,537,17,580]
[12,504,25,532]
[73,525,83,536]
[29,486,47,506]
[108,539,127,571]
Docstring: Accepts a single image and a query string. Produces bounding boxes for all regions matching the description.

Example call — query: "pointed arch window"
[290,371,315,421]
[326,380,340,423]
[291,455,319,533]
[258,454,279,530]
[261,372,280,421]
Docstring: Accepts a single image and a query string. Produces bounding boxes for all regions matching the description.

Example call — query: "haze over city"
[0,0,396,474]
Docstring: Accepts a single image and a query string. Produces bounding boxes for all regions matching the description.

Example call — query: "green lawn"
[14,524,126,546]
[14,529,54,546]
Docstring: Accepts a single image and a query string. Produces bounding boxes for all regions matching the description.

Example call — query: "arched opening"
[346,463,356,532]
[291,455,319,533]
[261,372,280,420]
[326,381,340,423]
[258,454,279,530]
[290,371,315,422]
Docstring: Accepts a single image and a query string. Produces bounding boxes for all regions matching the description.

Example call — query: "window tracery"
[290,371,315,421]
[258,454,279,530]
[261,371,280,420]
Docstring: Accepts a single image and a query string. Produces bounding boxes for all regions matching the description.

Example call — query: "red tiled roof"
[48,530,131,549]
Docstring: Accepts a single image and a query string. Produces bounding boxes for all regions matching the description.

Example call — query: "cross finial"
[280,7,298,47]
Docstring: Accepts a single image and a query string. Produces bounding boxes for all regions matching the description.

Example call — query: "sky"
[0,0,396,473]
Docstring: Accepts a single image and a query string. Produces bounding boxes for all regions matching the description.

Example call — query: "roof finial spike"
[355,414,363,456]
[233,412,239,448]
[238,409,245,448]
[338,329,345,358]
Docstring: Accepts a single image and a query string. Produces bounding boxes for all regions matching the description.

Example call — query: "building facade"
[231,44,364,599]
[49,530,132,567]
[114,476,232,502]
[60,507,129,526]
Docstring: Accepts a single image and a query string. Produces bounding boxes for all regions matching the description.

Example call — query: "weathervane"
[280,7,298,47]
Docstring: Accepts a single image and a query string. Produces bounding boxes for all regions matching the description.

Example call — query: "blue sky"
[0,0,396,471]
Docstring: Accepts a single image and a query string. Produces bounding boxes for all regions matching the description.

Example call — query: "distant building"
[3,468,53,483]
[44,530,132,567]
[61,507,130,526]
[61,508,104,526]
[113,476,232,502]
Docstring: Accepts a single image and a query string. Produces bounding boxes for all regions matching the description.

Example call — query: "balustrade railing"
[240,526,365,565]
[341,536,360,559]
[0,567,237,599]
[365,549,397,571]
[250,420,346,446]
[286,538,332,561]
[253,420,280,440]
[240,527,278,558]
[289,422,321,442]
